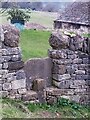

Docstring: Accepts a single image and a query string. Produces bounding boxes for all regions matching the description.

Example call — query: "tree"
[7,8,30,25]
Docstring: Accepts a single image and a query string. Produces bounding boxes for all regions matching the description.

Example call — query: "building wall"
[54,20,90,34]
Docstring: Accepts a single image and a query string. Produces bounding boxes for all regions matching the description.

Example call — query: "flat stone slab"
[11,79,26,89]
[53,74,71,81]
[22,90,38,101]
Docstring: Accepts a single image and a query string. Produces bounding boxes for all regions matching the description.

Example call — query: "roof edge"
[54,19,90,27]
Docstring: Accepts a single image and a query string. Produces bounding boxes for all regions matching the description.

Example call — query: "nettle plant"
[7,8,30,24]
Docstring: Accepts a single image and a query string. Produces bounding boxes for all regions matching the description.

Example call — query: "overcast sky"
[2,0,76,2]
[2,0,89,2]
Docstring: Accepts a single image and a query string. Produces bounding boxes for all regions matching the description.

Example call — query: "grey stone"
[11,79,26,89]
[9,89,17,96]
[46,87,74,96]
[79,95,89,104]
[68,54,77,59]
[0,84,2,91]
[86,80,90,86]
[8,95,15,99]
[66,65,75,74]
[74,89,87,94]
[70,80,86,88]
[78,52,89,58]
[53,80,70,89]
[60,95,71,100]
[8,61,24,70]
[52,59,73,65]
[0,57,4,63]
[53,64,66,74]
[11,54,21,61]
[18,88,26,94]
[2,62,8,69]
[16,70,26,80]
[53,74,71,81]
[46,87,63,96]
[2,25,20,47]
[73,58,82,64]
[71,95,81,103]
[75,75,88,80]
[46,96,57,105]
[0,70,8,75]
[2,73,8,79]
[2,56,11,62]
[28,100,39,104]
[15,94,21,99]
[83,58,89,64]
[66,49,74,55]
[37,91,46,103]
[24,57,52,90]
[0,91,8,98]
[75,70,85,74]
[0,79,4,84]
[0,64,2,69]
[3,83,11,90]
[2,48,20,56]
[22,90,38,101]
[49,32,69,49]
[49,50,67,59]
[78,64,87,70]
[72,64,78,71]
[7,72,16,81]
[2,49,8,55]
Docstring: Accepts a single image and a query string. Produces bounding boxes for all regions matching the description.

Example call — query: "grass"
[27,98,89,118]
[82,33,90,38]
[0,98,32,118]
[0,98,90,118]
[20,29,51,61]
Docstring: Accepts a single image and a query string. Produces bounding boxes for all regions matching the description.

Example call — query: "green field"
[20,29,51,61]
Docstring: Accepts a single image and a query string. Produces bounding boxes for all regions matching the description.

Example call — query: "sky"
[1,0,89,2]
[1,0,76,2]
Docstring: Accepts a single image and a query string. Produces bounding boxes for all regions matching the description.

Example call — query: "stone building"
[54,1,90,33]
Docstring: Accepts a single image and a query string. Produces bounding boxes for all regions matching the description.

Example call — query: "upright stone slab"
[0,25,26,99]
[48,31,89,104]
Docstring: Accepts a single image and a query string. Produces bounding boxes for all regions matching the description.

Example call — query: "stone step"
[21,90,38,101]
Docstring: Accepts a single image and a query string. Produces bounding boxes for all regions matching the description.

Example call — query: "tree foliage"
[7,8,30,22]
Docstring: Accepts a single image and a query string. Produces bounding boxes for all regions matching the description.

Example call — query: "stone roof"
[58,1,90,25]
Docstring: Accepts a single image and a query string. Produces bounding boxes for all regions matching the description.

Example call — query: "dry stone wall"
[0,24,89,105]
[48,31,89,104]
[0,25,27,99]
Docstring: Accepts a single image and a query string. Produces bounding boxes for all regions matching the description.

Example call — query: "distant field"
[29,11,58,29]
[0,9,58,29]
[20,29,51,61]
